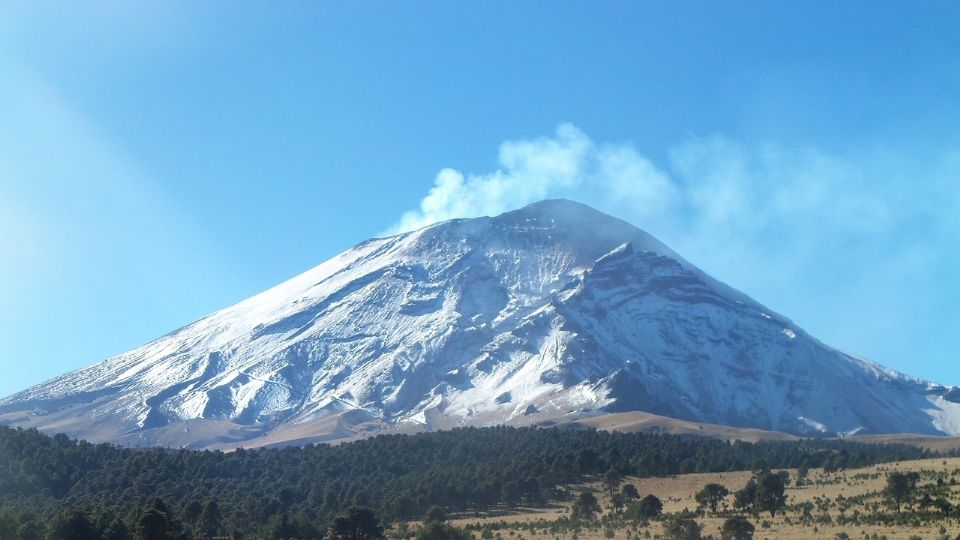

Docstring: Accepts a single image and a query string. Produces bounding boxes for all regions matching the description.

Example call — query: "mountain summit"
[2,200,957,448]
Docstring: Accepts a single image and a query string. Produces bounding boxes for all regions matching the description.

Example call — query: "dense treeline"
[0,424,936,538]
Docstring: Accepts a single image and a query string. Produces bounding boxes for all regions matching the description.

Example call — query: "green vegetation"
[694,483,729,514]
[570,492,602,521]
[0,424,938,538]
[733,471,788,517]
[883,470,919,513]
[719,516,754,539]
[326,507,383,539]
[634,495,663,519]
[413,520,472,540]
[662,517,701,539]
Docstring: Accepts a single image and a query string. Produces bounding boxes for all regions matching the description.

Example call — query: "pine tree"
[695,483,730,514]
[199,500,222,539]
[571,491,601,521]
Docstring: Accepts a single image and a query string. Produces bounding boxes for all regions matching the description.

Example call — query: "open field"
[443,457,960,539]
[554,411,960,453]
[850,435,960,454]
[551,411,800,443]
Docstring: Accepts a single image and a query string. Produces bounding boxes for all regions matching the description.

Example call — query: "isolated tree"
[755,472,787,517]
[571,491,602,521]
[733,480,758,514]
[326,506,384,540]
[621,484,640,500]
[884,471,919,513]
[796,465,809,487]
[695,483,730,514]
[603,468,623,495]
[637,495,663,518]
[720,517,755,540]
[662,517,702,540]
[610,493,626,513]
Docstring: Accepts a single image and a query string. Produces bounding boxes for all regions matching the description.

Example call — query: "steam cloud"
[389,124,673,234]
[388,123,958,379]
[389,123,953,257]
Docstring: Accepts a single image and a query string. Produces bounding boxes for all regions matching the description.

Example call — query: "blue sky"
[1,2,958,398]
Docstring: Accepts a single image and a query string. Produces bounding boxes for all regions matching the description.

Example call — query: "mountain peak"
[1,199,955,448]
[497,198,636,231]
[510,197,602,215]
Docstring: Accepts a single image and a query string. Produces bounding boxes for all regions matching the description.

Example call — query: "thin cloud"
[387,123,673,234]
[392,124,933,257]
[390,123,959,383]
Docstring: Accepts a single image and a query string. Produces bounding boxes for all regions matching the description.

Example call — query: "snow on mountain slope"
[1,199,956,448]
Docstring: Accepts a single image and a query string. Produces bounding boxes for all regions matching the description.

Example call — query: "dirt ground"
[441,457,960,539]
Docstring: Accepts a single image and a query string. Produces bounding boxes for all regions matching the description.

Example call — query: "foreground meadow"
[441,457,960,539]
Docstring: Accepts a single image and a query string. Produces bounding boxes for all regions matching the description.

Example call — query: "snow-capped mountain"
[2,200,957,448]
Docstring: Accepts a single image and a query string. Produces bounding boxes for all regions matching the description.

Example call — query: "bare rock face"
[1,199,956,448]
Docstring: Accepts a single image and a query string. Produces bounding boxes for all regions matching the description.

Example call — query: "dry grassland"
[441,457,960,539]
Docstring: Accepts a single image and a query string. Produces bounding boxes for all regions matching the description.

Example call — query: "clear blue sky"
[1,2,958,398]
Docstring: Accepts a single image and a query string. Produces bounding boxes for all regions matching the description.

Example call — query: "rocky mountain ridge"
[2,199,957,448]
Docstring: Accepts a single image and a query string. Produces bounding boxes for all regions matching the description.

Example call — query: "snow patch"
[798,416,828,433]
[838,426,864,438]
[925,395,960,436]
[1,199,950,446]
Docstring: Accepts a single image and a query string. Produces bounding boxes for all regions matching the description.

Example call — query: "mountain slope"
[1,200,956,448]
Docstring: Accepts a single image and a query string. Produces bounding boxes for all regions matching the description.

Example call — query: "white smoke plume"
[389,123,674,234]
[389,123,960,385]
